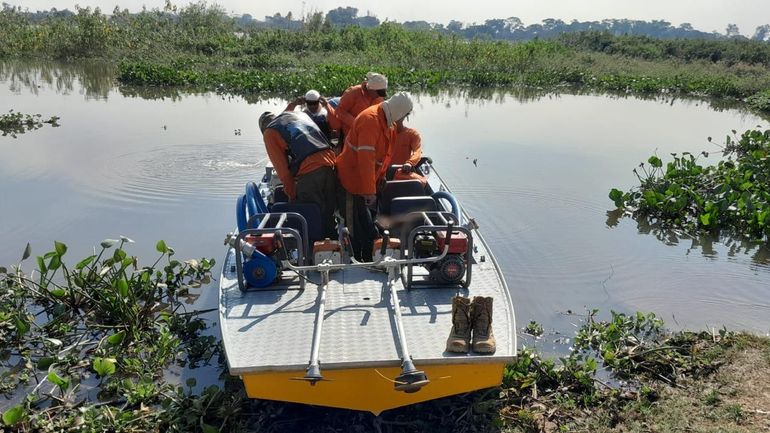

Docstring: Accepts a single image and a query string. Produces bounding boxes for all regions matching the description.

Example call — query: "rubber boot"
[445,296,472,353]
[471,296,496,354]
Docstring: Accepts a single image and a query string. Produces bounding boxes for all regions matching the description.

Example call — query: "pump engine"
[241,233,283,288]
[412,228,469,285]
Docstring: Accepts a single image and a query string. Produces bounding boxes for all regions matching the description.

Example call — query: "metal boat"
[219,158,516,415]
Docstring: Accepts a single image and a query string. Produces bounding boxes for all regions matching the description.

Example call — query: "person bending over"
[259,110,337,238]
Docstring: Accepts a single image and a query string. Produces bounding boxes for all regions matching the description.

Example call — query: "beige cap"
[366,72,388,90]
[382,92,413,128]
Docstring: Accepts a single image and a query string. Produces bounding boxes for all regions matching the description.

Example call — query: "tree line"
[7,2,770,42]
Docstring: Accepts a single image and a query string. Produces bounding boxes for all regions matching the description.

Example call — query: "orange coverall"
[335,83,384,134]
[391,127,422,167]
[336,104,394,196]
[263,128,336,199]
[391,127,425,184]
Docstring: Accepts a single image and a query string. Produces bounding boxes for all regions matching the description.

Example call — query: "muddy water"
[1,62,769,344]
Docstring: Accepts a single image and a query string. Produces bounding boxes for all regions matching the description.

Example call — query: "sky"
[11,0,770,35]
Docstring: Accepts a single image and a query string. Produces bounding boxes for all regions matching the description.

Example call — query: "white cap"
[382,92,413,128]
[304,89,320,102]
[366,72,388,91]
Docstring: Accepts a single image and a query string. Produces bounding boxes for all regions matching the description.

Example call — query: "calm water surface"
[2,62,769,343]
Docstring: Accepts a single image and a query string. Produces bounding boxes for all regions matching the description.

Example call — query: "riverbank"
[2,5,770,114]
[2,242,768,432]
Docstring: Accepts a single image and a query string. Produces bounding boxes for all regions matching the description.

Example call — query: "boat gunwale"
[427,162,518,357]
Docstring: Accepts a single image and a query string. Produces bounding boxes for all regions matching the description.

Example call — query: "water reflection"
[4,60,766,124]
[0,60,116,99]
[606,209,770,268]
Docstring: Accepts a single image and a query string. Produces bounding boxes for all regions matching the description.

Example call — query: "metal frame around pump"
[233,212,310,292]
[402,211,473,290]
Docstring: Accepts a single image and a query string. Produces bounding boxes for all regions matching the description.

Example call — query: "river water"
[1,61,769,343]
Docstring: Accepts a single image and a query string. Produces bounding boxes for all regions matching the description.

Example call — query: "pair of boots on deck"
[446,296,496,354]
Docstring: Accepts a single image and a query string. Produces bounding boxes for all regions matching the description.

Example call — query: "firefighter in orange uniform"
[391,118,426,185]
[336,92,413,261]
[335,72,388,136]
[259,110,337,238]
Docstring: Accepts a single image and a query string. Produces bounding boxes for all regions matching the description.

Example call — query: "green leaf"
[36,256,47,274]
[699,213,712,226]
[107,330,125,346]
[156,240,168,253]
[116,278,129,298]
[75,255,96,270]
[21,243,31,261]
[609,188,624,207]
[15,319,29,336]
[47,371,69,391]
[36,357,55,370]
[2,405,25,426]
[50,288,66,298]
[54,241,67,256]
[48,255,61,271]
[113,248,126,262]
[201,423,219,433]
[100,239,118,249]
[647,155,662,168]
[92,357,117,376]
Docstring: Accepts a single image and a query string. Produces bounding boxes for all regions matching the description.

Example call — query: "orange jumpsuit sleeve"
[406,130,422,166]
[263,129,296,200]
[336,91,359,132]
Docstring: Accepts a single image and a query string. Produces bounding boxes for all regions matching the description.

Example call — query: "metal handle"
[380,230,390,257]
[444,222,454,249]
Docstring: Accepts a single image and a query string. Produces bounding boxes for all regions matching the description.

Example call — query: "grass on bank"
[2,3,770,113]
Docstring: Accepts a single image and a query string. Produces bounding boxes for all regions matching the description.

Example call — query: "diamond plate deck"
[219,167,517,375]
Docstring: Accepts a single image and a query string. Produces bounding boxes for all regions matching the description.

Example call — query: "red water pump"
[409,214,472,287]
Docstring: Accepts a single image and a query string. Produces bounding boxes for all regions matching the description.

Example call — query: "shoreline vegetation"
[1,3,770,115]
[1,242,769,432]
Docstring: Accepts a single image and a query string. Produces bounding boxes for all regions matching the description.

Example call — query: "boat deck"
[220,231,516,375]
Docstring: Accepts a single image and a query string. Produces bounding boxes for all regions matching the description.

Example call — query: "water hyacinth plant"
[0,110,60,138]
[0,238,241,432]
[610,128,770,243]
[2,3,770,113]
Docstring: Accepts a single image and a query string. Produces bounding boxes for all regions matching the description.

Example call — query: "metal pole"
[304,268,330,383]
[387,265,429,393]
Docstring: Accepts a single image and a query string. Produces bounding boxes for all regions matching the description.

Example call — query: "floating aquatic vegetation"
[610,128,770,244]
[0,110,59,138]
[0,238,240,432]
